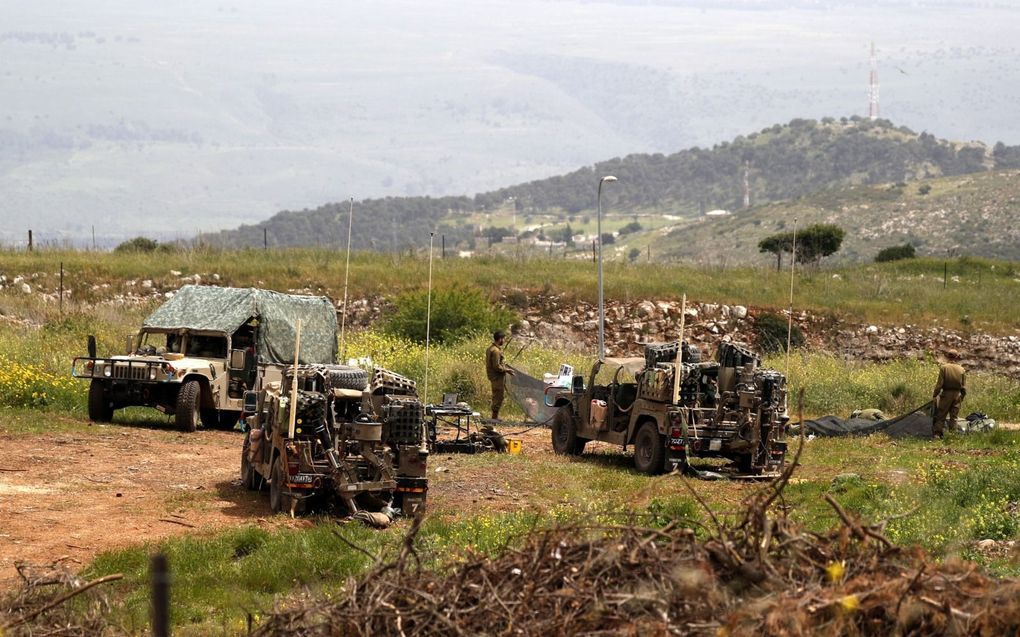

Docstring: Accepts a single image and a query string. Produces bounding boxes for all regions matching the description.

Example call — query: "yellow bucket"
[507,438,523,455]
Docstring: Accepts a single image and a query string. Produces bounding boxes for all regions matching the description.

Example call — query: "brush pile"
[0,561,120,637]
[256,463,1020,636]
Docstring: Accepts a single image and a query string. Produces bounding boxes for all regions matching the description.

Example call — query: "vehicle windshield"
[186,334,228,359]
[137,331,182,355]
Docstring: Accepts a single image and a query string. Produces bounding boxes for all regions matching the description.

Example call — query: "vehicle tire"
[552,406,584,456]
[218,410,241,430]
[634,420,666,475]
[269,454,287,513]
[322,365,369,391]
[175,380,201,433]
[87,379,114,423]
[241,432,258,490]
[202,409,240,431]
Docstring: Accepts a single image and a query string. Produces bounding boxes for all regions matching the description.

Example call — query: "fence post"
[151,553,170,637]
[263,227,268,251]
[28,229,33,252]
[59,262,64,314]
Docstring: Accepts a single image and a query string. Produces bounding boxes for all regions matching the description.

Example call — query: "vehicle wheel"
[269,455,287,513]
[218,410,241,430]
[202,409,240,431]
[87,380,114,422]
[241,432,258,490]
[634,420,665,475]
[175,380,201,433]
[322,365,369,390]
[552,406,584,456]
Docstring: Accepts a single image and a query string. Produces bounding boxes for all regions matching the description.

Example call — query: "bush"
[754,312,805,353]
[918,183,932,195]
[618,221,643,235]
[383,285,517,345]
[114,237,160,253]
[875,244,916,262]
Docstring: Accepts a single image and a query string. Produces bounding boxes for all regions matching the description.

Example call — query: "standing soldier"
[932,353,966,438]
[486,331,515,420]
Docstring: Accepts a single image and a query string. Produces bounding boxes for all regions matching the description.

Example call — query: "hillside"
[209,118,1020,254]
[658,169,1020,264]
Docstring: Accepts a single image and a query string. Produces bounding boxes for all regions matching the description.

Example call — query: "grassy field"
[3,249,1020,634]
[2,248,1019,331]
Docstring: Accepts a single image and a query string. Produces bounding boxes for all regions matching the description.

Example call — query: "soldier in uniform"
[932,354,966,438]
[486,331,515,420]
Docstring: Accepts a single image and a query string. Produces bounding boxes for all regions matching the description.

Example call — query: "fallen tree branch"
[1,573,123,629]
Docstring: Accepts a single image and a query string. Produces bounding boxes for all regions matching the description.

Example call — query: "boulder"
[732,305,748,319]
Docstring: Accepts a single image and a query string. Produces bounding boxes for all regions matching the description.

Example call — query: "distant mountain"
[209,117,1020,253]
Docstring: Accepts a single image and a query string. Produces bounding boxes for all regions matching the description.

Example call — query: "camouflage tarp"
[143,285,337,364]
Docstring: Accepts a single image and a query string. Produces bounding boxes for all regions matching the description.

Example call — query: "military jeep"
[241,365,429,517]
[72,285,338,432]
[550,342,788,476]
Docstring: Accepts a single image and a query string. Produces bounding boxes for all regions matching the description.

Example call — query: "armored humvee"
[241,365,428,517]
[550,342,788,476]
[72,285,338,432]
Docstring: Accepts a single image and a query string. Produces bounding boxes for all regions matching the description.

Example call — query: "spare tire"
[320,365,369,390]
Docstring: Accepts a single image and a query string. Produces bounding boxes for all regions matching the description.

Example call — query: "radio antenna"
[785,218,798,376]
[423,232,435,404]
[339,197,354,363]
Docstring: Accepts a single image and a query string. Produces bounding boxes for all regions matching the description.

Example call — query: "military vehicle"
[549,341,788,476]
[72,285,338,432]
[241,365,429,517]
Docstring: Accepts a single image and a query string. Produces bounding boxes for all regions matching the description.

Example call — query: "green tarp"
[143,285,338,365]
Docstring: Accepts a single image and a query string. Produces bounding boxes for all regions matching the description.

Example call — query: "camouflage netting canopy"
[143,285,337,364]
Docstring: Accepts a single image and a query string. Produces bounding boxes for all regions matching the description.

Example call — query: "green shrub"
[383,285,517,346]
[875,244,916,262]
[754,312,805,353]
[114,236,160,253]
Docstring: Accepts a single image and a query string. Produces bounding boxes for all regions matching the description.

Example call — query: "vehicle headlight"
[149,367,158,380]
[103,365,112,377]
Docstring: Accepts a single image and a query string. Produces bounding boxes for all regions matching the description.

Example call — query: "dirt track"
[0,416,554,581]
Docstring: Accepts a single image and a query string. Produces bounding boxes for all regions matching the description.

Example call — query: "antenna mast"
[742,161,751,209]
[868,41,880,120]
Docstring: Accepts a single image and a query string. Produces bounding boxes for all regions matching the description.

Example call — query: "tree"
[600,233,615,246]
[796,224,845,264]
[758,232,793,271]
[875,243,916,262]
[918,183,932,195]
[627,247,641,262]
[758,224,845,268]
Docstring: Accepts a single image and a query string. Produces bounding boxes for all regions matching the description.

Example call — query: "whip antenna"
[423,232,435,404]
[785,218,798,376]
[339,197,354,363]
[672,294,687,405]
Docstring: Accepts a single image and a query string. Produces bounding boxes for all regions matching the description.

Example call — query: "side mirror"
[229,349,247,370]
[243,390,259,415]
[87,335,97,359]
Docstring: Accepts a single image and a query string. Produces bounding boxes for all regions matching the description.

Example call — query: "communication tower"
[868,41,880,120]
[742,161,751,208]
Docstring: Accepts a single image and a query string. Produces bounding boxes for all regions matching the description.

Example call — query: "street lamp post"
[596,175,617,361]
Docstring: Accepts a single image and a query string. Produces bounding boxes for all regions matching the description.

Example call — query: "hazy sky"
[2,0,1018,244]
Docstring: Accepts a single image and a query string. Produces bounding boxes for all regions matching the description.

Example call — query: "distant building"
[458,250,474,258]
[705,209,731,217]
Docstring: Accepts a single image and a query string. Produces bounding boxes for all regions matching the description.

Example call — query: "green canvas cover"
[143,285,338,364]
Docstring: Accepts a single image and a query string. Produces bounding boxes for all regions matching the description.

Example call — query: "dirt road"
[0,416,555,581]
